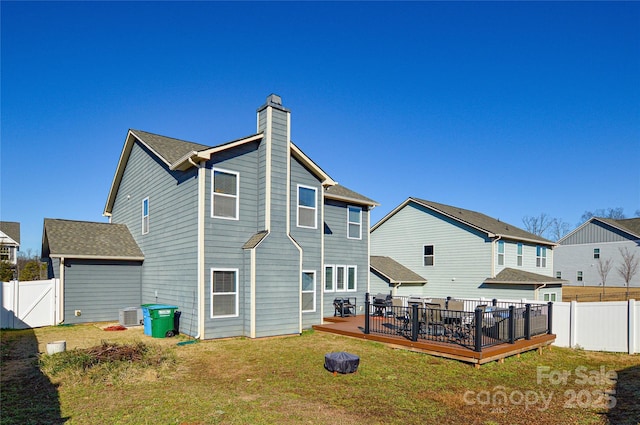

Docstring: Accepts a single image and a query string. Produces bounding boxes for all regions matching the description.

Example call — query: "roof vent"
[266,94,282,105]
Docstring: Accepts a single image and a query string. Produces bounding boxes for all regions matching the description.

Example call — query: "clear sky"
[2,1,639,255]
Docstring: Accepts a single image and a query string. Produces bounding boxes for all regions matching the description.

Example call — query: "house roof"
[325,184,379,207]
[242,231,269,249]
[370,256,427,284]
[0,221,20,245]
[484,268,566,286]
[372,197,554,245]
[42,219,144,261]
[105,129,345,215]
[593,217,640,239]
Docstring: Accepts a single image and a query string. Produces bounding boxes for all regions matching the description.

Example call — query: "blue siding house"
[554,217,640,288]
[370,198,563,301]
[44,95,377,338]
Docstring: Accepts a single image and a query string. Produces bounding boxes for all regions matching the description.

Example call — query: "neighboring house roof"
[0,221,20,245]
[105,129,349,215]
[557,216,640,244]
[484,268,566,286]
[42,219,144,261]
[325,184,379,207]
[372,197,554,245]
[370,256,427,284]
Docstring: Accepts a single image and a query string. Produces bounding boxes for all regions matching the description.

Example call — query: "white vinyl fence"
[552,300,639,354]
[1,279,60,329]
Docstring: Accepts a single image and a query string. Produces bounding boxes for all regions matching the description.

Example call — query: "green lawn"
[1,324,639,425]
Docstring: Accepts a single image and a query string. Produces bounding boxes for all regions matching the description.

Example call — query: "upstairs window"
[212,169,239,219]
[347,206,362,239]
[536,246,547,268]
[497,241,505,266]
[297,185,317,228]
[556,271,562,279]
[517,243,523,266]
[423,245,434,266]
[593,248,600,259]
[142,197,149,235]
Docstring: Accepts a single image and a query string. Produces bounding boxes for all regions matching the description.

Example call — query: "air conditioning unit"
[119,307,143,327]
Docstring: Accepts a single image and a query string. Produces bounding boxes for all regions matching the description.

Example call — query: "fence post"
[547,302,553,335]
[524,304,532,340]
[508,305,515,344]
[629,299,636,355]
[364,293,370,335]
[411,303,419,342]
[474,307,483,352]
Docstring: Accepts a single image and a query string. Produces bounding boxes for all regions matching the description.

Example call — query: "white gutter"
[534,283,548,301]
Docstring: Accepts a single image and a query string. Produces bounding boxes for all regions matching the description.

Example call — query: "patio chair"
[391,298,409,334]
[333,297,356,317]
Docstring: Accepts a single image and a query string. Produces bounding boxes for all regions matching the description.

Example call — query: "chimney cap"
[257,93,290,113]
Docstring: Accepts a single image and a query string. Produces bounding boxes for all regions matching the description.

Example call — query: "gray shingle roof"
[43,219,143,260]
[129,129,210,165]
[484,268,565,285]
[0,221,20,244]
[370,256,427,284]
[325,184,379,207]
[242,231,269,249]
[597,217,640,239]
[411,198,554,244]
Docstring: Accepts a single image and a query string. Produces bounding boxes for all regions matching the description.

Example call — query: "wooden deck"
[313,315,556,367]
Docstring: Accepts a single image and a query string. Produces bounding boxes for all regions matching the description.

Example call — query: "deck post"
[364,293,370,335]
[508,305,515,344]
[474,307,483,352]
[547,302,553,335]
[525,304,532,340]
[411,303,419,342]
[492,298,498,307]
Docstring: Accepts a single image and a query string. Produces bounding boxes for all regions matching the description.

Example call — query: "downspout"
[491,235,502,278]
[535,283,548,301]
[393,282,402,297]
[59,257,65,324]
[189,157,206,339]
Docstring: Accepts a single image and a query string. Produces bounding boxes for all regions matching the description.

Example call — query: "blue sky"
[2,1,639,255]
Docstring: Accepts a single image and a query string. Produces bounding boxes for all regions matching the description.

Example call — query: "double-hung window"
[142,197,149,235]
[536,246,547,268]
[517,243,523,266]
[593,248,600,259]
[347,266,357,291]
[211,269,238,318]
[297,185,317,228]
[423,245,434,266]
[347,206,362,239]
[336,266,346,291]
[497,241,505,266]
[302,271,316,312]
[324,266,334,292]
[212,169,239,219]
[577,271,583,282]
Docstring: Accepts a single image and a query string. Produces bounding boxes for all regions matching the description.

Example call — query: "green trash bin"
[146,304,178,338]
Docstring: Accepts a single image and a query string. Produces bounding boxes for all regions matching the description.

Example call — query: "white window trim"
[142,197,149,235]
[423,245,434,266]
[335,265,346,292]
[210,268,239,318]
[517,243,523,267]
[347,205,362,240]
[497,241,505,266]
[347,265,357,292]
[302,270,316,313]
[211,168,240,220]
[296,184,317,229]
[577,271,583,282]
[536,246,547,268]
[324,265,335,292]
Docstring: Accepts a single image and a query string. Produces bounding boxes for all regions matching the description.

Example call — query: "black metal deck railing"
[364,293,553,352]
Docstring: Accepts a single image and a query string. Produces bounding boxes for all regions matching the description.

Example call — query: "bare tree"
[596,257,613,295]
[580,207,626,223]
[522,213,555,238]
[617,247,639,298]
[550,218,572,242]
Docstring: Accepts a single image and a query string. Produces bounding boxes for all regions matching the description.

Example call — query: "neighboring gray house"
[43,95,377,338]
[42,219,144,324]
[554,217,640,287]
[0,221,20,266]
[370,198,564,301]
